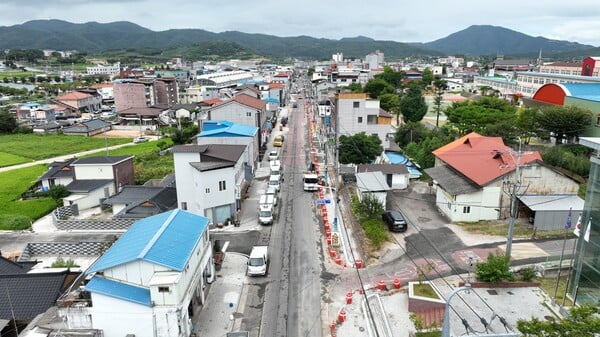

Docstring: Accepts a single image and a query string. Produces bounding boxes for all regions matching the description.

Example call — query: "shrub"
[475,253,514,282]
[51,257,79,268]
[362,218,388,249]
[519,267,536,282]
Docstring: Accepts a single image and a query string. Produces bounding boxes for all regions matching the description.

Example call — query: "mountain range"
[0,20,596,60]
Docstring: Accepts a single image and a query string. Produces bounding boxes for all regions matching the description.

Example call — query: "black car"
[382,210,407,232]
[281,117,288,126]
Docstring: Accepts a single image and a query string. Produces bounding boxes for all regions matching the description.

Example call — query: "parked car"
[281,117,288,126]
[268,150,278,161]
[382,210,407,232]
[273,135,284,147]
[133,136,149,143]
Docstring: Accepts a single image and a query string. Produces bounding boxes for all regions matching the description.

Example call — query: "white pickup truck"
[247,246,268,276]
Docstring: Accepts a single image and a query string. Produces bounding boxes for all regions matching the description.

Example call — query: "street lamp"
[441,284,472,337]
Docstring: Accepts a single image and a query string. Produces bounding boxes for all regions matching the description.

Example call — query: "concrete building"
[365,50,384,70]
[333,93,396,149]
[59,209,214,337]
[196,120,259,171]
[113,78,178,112]
[196,71,253,88]
[86,62,120,76]
[173,144,249,223]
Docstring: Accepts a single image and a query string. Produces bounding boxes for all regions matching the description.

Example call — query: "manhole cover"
[418,217,431,223]
[487,290,498,295]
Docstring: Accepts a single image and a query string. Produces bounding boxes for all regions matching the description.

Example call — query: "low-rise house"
[38,158,77,191]
[425,132,582,228]
[117,106,168,131]
[356,171,391,207]
[196,120,259,172]
[173,144,248,224]
[59,209,214,337]
[206,93,269,147]
[55,90,102,114]
[102,186,178,218]
[0,256,80,337]
[62,156,134,211]
[62,119,111,136]
[357,164,409,190]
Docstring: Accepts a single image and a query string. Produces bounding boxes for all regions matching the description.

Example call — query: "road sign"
[315,199,331,205]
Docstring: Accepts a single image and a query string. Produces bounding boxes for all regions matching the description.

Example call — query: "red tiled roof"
[56,91,92,100]
[269,83,285,89]
[274,72,290,77]
[433,132,542,186]
[202,98,223,105]
[213,93,266,110]
[91,83,113,88]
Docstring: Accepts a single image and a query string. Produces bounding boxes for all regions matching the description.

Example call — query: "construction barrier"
[355,259,363,269]
[346,292,353,304]
[393,278,402,289]
[338,310,346,323]
[377,280,386,290]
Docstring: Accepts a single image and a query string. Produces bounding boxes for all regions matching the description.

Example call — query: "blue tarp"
[384,151,422,178]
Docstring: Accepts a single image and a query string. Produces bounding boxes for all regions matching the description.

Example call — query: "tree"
[338,132,383,164]
[0,110,17,133]
[536,105,593,144]
[517,304,600,337]
[48,185,70,204]
[474,253,514,283]
[394,121,430,148]
[445,96,518,140]
[399,82,428,122]
[363,78,394,99]
[374,66,404,88]
[516,107,541,144]
[379,93,400,122]
[433,79,447,128]
[346,82,363,93]
[421,68,434,87]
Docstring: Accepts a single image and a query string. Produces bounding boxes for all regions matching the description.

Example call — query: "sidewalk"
[192,252,248,337]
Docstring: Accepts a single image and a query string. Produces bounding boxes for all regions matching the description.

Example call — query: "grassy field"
[538,275,574,306]
[456,221,566,240]
[0,151,31,167]
[0,138,175,229]
[0,165,56,229]
[0,134,131,163]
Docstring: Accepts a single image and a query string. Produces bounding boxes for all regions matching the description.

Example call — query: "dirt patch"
[94,130,143,138]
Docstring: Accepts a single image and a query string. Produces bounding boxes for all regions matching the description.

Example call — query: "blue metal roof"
[559,83,600,102]
[199,120,258,137]
[262,97,280,103]
[84,276,151,306]
[384,152,422,177]
[86,209,209,274]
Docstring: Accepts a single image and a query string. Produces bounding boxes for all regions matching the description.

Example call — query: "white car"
[268,150,278,161]
[133,136,149,143]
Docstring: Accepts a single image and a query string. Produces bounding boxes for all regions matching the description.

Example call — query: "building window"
[596,116,600,126]
[353,101,360,108]
[219,180,226,191]
[205,188,210,193]
[357,116,363,123]
[367,115,378,124]
[463,206,471,214]
[158,286,170,293]
[246,112,252,117]
[181,202,187,210]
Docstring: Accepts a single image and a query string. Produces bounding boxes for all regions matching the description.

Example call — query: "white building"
[334,93,396,149]
[365,50,384,69]
[86,62,121,76]
[60,209,214,337]
[173,144,248,224]
[424,132,580,223]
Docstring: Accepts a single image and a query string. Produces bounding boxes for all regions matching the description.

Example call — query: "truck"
[247,246,268,276]
[303,172,320,191]
[258,201,274,225]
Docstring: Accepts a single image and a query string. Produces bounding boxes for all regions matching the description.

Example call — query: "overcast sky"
[2,0,600,47]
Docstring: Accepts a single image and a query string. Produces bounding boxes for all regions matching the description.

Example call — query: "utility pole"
[503,139,525,260]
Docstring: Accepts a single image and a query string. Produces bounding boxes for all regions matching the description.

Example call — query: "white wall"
[337,97,393,148]
[104,260,170,286]
[64,183,114,210]
[74,165,115,180]
[42,176,74,190]
[209,103,262,129]
[436,186,501,222]
[89,293,154,337]
[391,173,409,190]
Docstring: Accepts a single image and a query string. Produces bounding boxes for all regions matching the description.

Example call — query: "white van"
[247,246,268,276]
[270,160,282,176]
[269,174,281,192]
[258,203,274,225]
[265,186,278,206]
